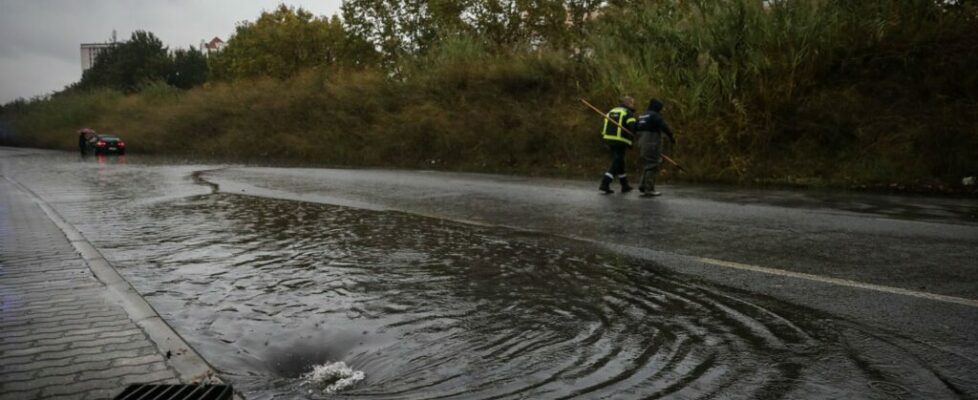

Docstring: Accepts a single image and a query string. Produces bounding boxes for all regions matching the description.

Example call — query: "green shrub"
[3,0,976,188]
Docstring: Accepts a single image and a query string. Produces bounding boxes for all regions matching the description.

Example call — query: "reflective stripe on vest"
[601,107,635,145]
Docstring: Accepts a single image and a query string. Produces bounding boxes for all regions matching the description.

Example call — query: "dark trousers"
[638,131,662,190]
[606,142,628,178]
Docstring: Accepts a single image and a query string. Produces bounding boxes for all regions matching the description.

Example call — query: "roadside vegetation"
[1,0,976,190]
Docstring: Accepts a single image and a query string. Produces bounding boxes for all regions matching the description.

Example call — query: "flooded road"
[2,148,977,399]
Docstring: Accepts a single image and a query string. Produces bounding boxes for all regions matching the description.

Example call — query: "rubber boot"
[639,169,651,193]
[619,176,633,193]
[599,174,614,194]
[640,176,661,197]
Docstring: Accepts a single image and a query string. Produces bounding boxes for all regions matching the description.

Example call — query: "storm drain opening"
[113,384,234,400]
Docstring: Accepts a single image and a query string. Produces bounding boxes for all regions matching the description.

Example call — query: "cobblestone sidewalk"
[0,179,180,399]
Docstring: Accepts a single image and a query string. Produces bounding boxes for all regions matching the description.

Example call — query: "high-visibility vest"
[601,107,636,146]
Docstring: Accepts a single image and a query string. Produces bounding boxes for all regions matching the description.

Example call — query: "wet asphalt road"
[2,146,977,399]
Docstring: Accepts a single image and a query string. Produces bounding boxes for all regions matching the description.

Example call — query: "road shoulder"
[0,177,224,399]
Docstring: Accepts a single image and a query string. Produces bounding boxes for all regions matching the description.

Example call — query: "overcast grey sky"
[0,1,343,104]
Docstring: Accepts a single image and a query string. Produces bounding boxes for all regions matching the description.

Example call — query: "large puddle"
[77,193,966,399]
[4,153,974,399]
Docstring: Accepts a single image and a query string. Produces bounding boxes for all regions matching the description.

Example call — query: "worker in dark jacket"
[599,96,637,194]
[78,128,93,156]
[635,98,675,197]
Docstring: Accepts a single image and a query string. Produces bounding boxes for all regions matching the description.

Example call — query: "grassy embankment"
[2,1,976,189]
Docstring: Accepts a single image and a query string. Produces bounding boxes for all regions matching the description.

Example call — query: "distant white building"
[199,37,225,54]
[80,43,112,71]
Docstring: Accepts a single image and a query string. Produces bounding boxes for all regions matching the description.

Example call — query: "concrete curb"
[5,176,231,388]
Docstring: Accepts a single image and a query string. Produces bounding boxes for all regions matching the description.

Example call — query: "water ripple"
[14,159,972,399]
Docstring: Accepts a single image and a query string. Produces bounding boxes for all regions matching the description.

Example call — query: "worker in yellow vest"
[599,96,637,194]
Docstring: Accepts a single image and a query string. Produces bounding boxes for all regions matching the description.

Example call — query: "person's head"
[648,98,664,112]
[622,96,635,109]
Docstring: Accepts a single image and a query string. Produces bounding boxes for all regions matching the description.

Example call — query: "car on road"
[87,134,126,155]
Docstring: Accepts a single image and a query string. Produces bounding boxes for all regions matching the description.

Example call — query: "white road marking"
[693,256,978,309]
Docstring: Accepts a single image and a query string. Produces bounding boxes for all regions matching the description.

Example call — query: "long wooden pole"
[580,98,685,172]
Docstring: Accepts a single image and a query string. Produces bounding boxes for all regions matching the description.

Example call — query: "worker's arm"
[624,111,638,143]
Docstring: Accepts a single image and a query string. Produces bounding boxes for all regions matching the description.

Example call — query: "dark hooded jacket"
[635,99,674,143]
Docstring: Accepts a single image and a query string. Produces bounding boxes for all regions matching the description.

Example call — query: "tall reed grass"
[586,0,978,184]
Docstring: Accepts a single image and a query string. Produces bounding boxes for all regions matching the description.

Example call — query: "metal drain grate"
[113,384,234,400]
